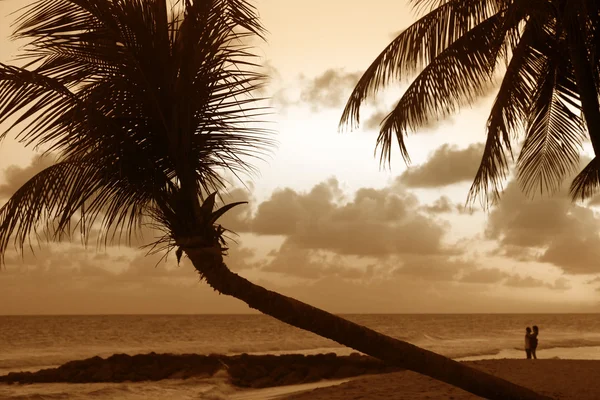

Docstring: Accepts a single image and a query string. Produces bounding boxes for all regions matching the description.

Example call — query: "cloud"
[587,277,600,285]
[261,242,369,280]
[393,255,472,282]
[363,110,389,131]
[270,272,582,314]
[0,239,260,314]
[0,229,581,315]
[422,196,477,216]
[251,178,343,236]
[587,195,600,206]
[0,155,54,199]
[271,69,361,112]
[459,267,571,291]
[460,267,509,284]
[249,178,451,257]
[551,277,571,290]
[423,196,454,214]
[504,274,549,288]
[399,143,484,188]
[215,187,255,233]
[503,275,571,291]
[300,69,360,110]
[257,60,281,96]
[491,245,540,263]
[486,178,600,274]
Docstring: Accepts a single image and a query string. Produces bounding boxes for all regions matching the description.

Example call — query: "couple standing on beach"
[525,325,539,359]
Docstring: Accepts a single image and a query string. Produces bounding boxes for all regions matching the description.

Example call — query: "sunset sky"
[1,0,600,315]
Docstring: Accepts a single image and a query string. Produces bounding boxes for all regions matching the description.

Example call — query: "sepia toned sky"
[1,0,600,315]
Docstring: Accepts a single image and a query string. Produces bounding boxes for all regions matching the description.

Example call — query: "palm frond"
[0,161,96,258]
[570,157,600,200]
[373,13,508,165]
[467,20,551,205]
[339,0,510,131]
[517,62,585,196]
[0,63,77,142]
[0,0,273,256]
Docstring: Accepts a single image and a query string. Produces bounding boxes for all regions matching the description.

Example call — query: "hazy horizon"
[3,312,600,316]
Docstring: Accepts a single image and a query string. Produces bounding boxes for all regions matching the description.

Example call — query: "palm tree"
[341,0,600,205]
[0,1,550,399]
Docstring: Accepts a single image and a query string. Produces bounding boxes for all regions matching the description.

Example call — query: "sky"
[1,0,600,314]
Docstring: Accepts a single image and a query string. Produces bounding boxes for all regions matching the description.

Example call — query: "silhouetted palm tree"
[0,1,550,399]
[341,0,600,205]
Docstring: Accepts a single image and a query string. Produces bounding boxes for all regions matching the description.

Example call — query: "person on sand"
[525,327,532,359]
[530,325,539,359]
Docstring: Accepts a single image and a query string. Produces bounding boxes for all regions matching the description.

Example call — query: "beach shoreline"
[4,352,600,399]
[282,359,600,400]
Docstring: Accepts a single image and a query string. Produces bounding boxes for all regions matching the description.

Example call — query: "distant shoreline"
[5,355,600,400]
[4,345,600,383]
[2,312,600,316]
[5,354,600,400]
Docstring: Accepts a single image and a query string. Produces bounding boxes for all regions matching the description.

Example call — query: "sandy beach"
[284,359,600,400]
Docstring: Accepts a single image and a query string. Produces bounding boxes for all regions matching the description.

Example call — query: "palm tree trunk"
[182,245,552,400]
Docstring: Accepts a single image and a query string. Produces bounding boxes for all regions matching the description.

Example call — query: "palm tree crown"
[0,0,274,258]
[340,0,600,205]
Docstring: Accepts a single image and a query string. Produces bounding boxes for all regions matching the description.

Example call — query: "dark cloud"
[399,143,484,188]
[486,178,600,274]
[249,178,451,257]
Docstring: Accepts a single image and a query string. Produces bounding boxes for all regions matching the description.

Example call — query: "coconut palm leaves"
[174,191,246,265]
[0,0,273,257]
[341,0,600,205]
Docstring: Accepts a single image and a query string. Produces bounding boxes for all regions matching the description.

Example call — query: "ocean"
[2,313,600,399]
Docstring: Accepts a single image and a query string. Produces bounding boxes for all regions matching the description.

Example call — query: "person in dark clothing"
[530,325,539,359]
[525,327,532,359]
